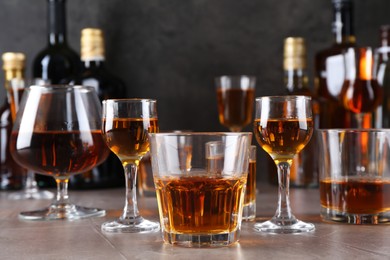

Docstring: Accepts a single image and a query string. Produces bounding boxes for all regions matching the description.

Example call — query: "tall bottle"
[68,28,126,189]
[315,0,355,128]
[284,37,319,187]
[0,53,27,190]
[378,25,390,127]
[32,0,80,84]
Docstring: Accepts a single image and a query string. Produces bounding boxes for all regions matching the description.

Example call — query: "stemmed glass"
[101,99,160,233]
[10,85,109,220]
[340,47,382,128]
[253,96,315,233]
[7,79,53,200]
[215,75,256,132]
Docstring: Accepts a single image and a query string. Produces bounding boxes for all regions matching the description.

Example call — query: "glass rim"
[317,128,390,133]
[215,75,256,80]
[28,85,95,92]
[103,98,157,104]
[149,132,252,137]
[255,95,312,101]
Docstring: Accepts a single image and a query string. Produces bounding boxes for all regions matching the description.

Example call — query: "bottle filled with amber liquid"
[315,0,355,128]
[376,25,390,127]
[68,28,127,189]
[283,37,319,188]
[0,53,26,190]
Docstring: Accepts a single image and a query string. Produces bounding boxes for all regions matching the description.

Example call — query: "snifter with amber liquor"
[149,132,251,247]
[253,96,315,233]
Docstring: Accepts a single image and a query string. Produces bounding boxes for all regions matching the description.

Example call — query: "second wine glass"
[253,95,315,233]
[215,75,256,132]
[101,99,160,233]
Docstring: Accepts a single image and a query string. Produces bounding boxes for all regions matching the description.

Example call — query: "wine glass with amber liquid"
[101,99,160,233]
[340,47,383,128]
[253,95,315,233]
[215,75,256,132]
[10,85,109,220]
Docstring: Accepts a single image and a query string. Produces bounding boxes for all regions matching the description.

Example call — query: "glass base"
[321,207,390,224]
[254,218,315,234]
[19,204,105,220]
[101,216,160,233]
[242,201,256,221]
[8,189,54,200]
[162,229,240,247]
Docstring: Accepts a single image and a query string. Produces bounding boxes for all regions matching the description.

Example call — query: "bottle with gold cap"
[67,28,126,189]
[0,52,26,190]
[283,37,319,188]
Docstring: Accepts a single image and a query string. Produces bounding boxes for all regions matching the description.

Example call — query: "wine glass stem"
[273,161,295,224]
[54,179,70,206]
[122,163,140,220]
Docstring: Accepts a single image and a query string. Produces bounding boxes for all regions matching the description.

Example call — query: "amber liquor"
[320,178,390,214]
[102,118,159,160]
[244,160,256,205]
[217,88,255,132]
[10,130,109,177]
[154,174,246,233]
[253,118,313,162]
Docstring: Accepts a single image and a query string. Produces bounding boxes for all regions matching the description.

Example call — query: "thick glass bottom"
[19,204,105,220]
[321,207,390,224]
[101,216,160,233]
[9,189,54,200]
[162,229,241,247]
[254,218,315,234]
[242,201,256,221]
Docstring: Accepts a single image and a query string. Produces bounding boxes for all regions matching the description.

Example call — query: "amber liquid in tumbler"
[154,174,246,234]
[244,160,256,206]
[253,118,313,161]
[217,88,254,131]
[10,130,108,177]
[340,79,383,114]
[102,118,159,160]
[320,178,390,214]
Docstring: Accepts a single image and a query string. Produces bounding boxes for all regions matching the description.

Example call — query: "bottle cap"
[81,28,105,61]
[283,37,306,70]
[2,52,25,71]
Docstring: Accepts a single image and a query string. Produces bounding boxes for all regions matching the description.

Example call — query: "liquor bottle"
[67,28,126,189]
[32,0,80,84]
[315,0,355,128]
[283,37,319,187]
[0,52,26,190]
[378,25,390,127]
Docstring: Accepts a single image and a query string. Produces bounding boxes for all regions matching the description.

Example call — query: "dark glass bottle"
[68,28,126,189]
[283,37,319,188]
[379,25,390,127]
[32,0,80,84]
[0,53,27,190]
[315,0,355,128]
[32,0,80,188]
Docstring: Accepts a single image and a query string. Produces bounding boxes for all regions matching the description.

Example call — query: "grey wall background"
[0,0,389,181]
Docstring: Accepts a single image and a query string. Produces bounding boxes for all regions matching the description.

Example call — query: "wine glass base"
[8,190,54,200]
[19,204,106,221]
[254,219,315,234]
[101,216,160,233]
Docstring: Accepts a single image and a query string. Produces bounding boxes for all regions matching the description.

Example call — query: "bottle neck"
[332,2,355,44]
[4,69,24,82]
[48,0,67,45]
[284,69,309,92]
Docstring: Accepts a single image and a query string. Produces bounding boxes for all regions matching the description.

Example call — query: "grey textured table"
[1,184,389,260]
